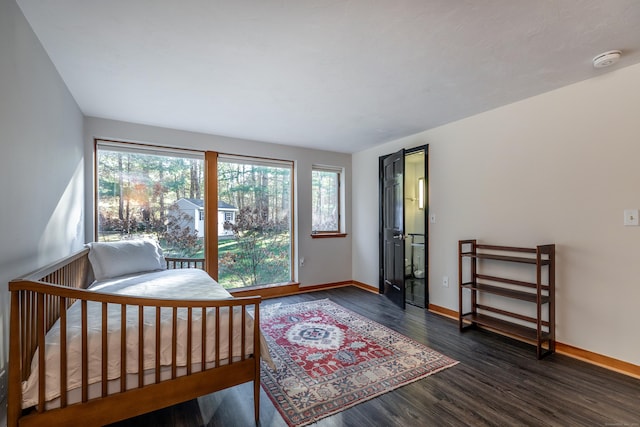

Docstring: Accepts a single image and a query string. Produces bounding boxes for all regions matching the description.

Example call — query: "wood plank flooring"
[109,287,640,427]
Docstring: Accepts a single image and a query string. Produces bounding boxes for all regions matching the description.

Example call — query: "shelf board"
[475,274,549,291]
[461,252,550,265]
[461,283,549,303]
[461,313,550,342]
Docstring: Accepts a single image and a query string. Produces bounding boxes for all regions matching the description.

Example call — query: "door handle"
[385,280,401,292]
[393,234,406,240]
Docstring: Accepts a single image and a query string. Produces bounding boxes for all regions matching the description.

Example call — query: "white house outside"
[172,198,238,237]
[216,201,238,237]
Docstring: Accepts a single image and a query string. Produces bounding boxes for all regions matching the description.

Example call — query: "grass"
[217,234,290,289]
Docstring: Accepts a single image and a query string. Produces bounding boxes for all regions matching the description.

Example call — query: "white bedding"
[22,268,269,408]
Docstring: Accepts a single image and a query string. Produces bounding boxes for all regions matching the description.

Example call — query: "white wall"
[84,117,352,287]
[0,0,85,398]
[353,63,640,366]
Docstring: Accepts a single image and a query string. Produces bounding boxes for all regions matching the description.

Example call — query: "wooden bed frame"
[7,248,262,427]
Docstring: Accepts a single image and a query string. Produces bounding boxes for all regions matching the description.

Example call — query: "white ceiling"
[17,0,640,153]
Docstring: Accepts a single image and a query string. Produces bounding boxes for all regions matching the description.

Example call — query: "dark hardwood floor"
[109,287,640,427]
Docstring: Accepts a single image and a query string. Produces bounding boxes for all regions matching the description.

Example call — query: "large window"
[96,140,204,258]
[217,155,293,289]
[312,166,342,234]
[95,142,294,290]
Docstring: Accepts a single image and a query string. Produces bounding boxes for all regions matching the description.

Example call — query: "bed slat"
[102,303,108,397]
[171,307,178,379]
[120,305,127,393]
[241,305,246,361]
[215,308,220,366]
[138,305,144,388]
[60,297,67,408]
[37,293,45,412]
[81,300,88,403]
[253,302,261,424]
[187,307,193,375]
[155,307,161,384]
[201,307,206,372]
[228,307,233,364]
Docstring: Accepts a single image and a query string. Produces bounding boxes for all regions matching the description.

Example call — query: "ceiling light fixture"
[592,50,622,68]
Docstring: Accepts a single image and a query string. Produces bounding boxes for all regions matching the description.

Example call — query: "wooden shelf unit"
[458,240,555,359]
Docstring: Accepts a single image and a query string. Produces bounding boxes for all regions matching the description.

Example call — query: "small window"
[312,166,342,234]
[199,210,204,221]
[224,212,233,222]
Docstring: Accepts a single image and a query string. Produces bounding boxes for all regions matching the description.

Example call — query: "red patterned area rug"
[260,299,458,427]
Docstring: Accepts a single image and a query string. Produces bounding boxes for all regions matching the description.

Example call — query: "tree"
[163,204,203,257]
[216,160,292,287]
[219,206,289,287]
[96,148,204,258]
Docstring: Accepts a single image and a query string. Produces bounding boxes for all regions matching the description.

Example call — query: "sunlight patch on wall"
[38,159,85,264]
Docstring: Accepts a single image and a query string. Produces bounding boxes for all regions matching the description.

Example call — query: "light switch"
[624,209,639,226]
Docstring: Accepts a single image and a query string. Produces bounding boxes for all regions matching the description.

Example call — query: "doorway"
[379,146,428,309]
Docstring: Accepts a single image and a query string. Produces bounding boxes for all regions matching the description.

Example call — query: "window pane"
[312,169,339,232]
[217,158,292,289]
[96,144,204,259]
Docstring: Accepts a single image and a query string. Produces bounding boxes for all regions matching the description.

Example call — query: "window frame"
[311,165,345,238]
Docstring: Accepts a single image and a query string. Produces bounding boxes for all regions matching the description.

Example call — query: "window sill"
[311,233,348,239]
[229,282,300,298]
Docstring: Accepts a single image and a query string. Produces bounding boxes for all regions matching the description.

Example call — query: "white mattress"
[22,268,270,408]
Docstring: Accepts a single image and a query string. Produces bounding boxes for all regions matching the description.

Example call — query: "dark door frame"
[378,144,429,307]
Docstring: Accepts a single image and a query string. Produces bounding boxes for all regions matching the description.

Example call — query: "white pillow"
[87,239,166,281]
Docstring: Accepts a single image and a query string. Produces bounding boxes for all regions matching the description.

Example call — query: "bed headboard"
[18,247,95,289]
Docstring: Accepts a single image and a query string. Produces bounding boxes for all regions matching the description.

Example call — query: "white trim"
[312,164,343,173]
[96,139,203,159]
[218,153,293,169]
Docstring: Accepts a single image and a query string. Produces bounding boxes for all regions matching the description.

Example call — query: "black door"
[380,148,405,308]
